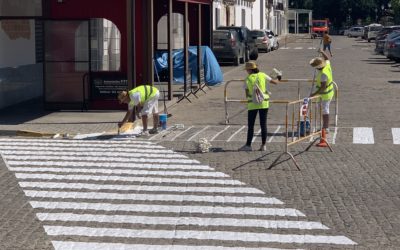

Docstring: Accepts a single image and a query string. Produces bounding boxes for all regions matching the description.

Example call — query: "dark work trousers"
[246,108,268,146]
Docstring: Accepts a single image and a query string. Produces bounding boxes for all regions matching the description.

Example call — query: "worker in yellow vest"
[118,85,160,136]
[310,49,334,133]
[239,61,281,152]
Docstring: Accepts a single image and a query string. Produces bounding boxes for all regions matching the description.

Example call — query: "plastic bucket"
[159,114,168,130]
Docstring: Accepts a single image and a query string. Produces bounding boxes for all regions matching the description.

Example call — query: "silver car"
[251,30,271,52]
[265,30,279,50]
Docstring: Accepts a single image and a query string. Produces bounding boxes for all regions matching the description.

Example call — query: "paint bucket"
[159,113,168,130]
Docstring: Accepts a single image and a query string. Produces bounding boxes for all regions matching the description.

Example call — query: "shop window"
[90,18,121,71]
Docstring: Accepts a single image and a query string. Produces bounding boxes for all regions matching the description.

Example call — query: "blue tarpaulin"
[154,46,223,85]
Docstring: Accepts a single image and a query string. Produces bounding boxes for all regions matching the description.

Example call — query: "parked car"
[265,30,279,50]
[251,29,271,52]
[347,26,364,38]
[389,37,400,62]
[375,26,400,54]
[217,26,258,62]
[365,23,383,42]
[384,32,400,60]
[212,30,243,66]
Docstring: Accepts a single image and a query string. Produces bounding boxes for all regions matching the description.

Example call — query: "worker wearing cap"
[310,49,334,133]
[239,61,281,152]
[118,85,160,136]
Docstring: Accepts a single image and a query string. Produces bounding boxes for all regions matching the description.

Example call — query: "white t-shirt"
[128,92,141,111]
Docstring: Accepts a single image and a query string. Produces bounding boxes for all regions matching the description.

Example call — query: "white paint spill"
[23,190,282,205]
[353,127,374,144]
[38,213,328,230]
[44,226,357,245]
[15,173,244,185]
[392,128,400,144]
[19,181,264,194]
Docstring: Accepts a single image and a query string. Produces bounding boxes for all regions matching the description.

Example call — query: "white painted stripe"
[73,132,105,140]
[16,173,244,185]
[170,126,193,141]
[187,126,210,141]
[6,160,211,170]
[307,47,316,49]
[38,213,328,230]
[0,150,187,159]
[51,241,298,250]
[19,181,264,194]
[392,128,400,144]
[149,126,174,140]
[227,126,245,142]
[294,47,303,49]
[353,127,374,144]
[0,141,163,149]
[281,47,290,49]
[0,138,154,145]
[268,126,281,143]
[252,129,261,143]
[210,126,230,141]
[24,190,282,205]
[10,167,228,178]
[44,226,357,245]
[332,126,338,144]
[4,155,199,164]
[0,145,174,154]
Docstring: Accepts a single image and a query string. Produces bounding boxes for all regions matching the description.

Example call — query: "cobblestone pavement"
[1,35,400,249]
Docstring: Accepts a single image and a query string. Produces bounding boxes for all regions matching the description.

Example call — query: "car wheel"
[275,42,279,50]
[233,56,240,66]
[249,49,258,60]
[368,39,371,43]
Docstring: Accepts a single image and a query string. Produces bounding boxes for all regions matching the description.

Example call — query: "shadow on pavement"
[388,80,400,84]
[0,98,50,125]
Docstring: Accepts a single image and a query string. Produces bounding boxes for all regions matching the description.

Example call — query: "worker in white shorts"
[118,85,160,136]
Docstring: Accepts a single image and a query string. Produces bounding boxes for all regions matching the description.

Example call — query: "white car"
[347,27,364,38]
[265,30,279,50]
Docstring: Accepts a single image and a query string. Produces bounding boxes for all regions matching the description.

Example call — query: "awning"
[176,0,211,4]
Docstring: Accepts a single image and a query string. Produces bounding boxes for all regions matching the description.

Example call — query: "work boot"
[238,145,252,152]
[259,144,267,151]
[149,127,159,134]
[137,130,150,137]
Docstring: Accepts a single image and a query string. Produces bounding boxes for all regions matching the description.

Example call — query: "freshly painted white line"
[0,141,163,149]
[268,126,281,143]
[4,155,199,164]
[16,173,244,185]
[73,132,105,140]
[170,126,193,141]
[307,47,316,49]
[38,213,328,230]
[7,160,212,170]
[149,126,174,140]
[19,181,264,194]
[353,127,374,144]
[24,190,282,205]
[281,47,290,49]
[294,47,303,49]
[332,127,338,144]
[187,126,210,141]
[51,241,299,250]
[227,126,245,142]
[10,167,228,178]
[44,226,357,245]
[0,138,154,145]
[252,129,261,143]
[0,150,188,159]
[392,128,400,144]
[0,145,175,154]
[210,126,230,141]
[31,201,304,217]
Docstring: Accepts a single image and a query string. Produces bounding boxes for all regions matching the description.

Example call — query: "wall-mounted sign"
[91,72,128,100]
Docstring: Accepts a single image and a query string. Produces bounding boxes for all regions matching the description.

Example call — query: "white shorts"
[141,91,160,115]
[320,100,331,115]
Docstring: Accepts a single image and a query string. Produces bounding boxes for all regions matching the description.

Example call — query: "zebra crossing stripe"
[187,126,210,141]
[23,190,283,205]
[268,126,281,143]
[44,226,357,245]
[0,141,163,149]
[37,213,328,230]
[51,241,300,250]
[30,201,306,217]
[353,127,374,144]
[210,125,230,141]
[227,126,245,142]
[392,128,400,144]
[252,129,261,142]
[0,138,154,145]
[294,47,303,49]
[19,181,264,194]
[171,126,193,141]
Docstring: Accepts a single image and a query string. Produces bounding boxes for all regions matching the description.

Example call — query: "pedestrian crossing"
[0,138,356,249]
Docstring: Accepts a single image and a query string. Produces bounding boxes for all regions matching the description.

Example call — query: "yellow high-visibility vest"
[316,61,334,101]
[128,85,158,105]
[246,72,270,110]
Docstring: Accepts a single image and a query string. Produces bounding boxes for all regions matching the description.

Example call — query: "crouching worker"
[118,85,160,136]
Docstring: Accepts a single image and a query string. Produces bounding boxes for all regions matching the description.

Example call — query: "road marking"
[51,241,300,250]
[0,138,154,145]
[38,213,328,230]
[7,161,212,170]
[281,47,290,49]
[16,173,244,185]
[268,126,281,143]
[252,129,261,142]
[332,126,338,144]
[187,126,210,141]
[19,181,264,194]
[44,226,356,245]
[23,190,282,205]
[170,126,193,141]
[392,128,400,144]
[227,125,245,142]
[210,125,230,141]
[0,141,163,149]
[294,47,303,49]
[353,127,374,144]
[149,126,174,140]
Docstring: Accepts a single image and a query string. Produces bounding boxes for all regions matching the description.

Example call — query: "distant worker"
[322,31,333,57]
[118,85,160,136]
[239,61,281,152]
[309,49,334,133]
